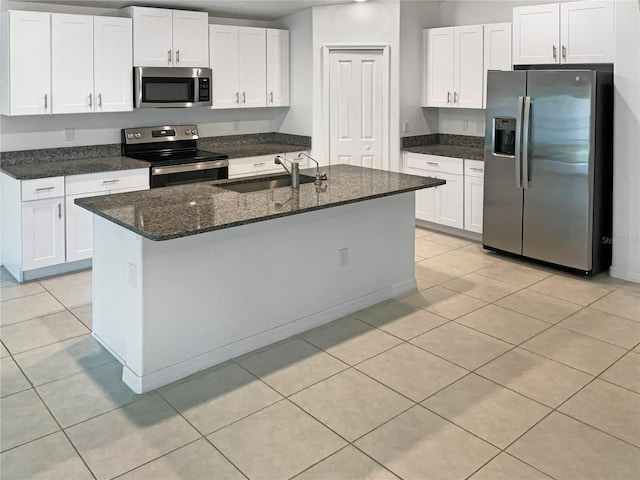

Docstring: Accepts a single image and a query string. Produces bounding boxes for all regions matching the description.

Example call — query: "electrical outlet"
[128,263,137,288]
[462,120,469,131]
[476,120,484,133]
[64,128,74,141]
[233,120,240,131]
[339,248,349,267]
[402,121,410,134]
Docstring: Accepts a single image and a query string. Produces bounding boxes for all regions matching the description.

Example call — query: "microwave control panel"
[198,78,210,102]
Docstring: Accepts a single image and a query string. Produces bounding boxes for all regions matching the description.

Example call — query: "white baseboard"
[119,279,417,394]
[415,220,482,242]
[609,265,640,284]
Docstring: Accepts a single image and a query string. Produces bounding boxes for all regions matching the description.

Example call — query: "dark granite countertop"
[403,144,484,161]
[212,143,309,159]
[76,164,445,241]
[1,156,150,180]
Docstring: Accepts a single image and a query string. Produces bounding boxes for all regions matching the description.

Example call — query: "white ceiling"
[11,0,356,20]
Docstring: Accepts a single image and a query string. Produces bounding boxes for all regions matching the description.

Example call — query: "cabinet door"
[483,23,512,108]
[454,25,484,109]
[513,4,560,65]
[266,29,289,107]
[22,197,65,271]
[210,24,240,109]
[2,11,52,116]
[434,172,464,229]
[561,1,614,64]
[416,188,436,223]
[65,192,102,262]
[423,27,455,107]
[132,7,173,67]
[464,175,484,233]
[51,14,94,114]
[172,10,209,67]
[94,17,132,113]
[239,27,267,108]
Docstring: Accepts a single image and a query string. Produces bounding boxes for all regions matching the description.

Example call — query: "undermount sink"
[217,174,316,193]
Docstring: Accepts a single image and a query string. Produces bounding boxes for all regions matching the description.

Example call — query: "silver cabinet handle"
[269,91,273,102]
[44,94,48,111]
[253,162,266,166]
[36,186,55,191]
[515,96,524,188]
[98,93,102,108]
[242,92,246,104]
[88,93,92,108]
[522,96,531,189]
[102,179,119,185]
[454,91,458,104]
[176,49,180,64]
[168,49,172,64]
[447,91,451,103]
[553,45,557,60]
[470,167,484,172]
[562,45,566,60]
[235,92,239,104]
[57,203,62,219]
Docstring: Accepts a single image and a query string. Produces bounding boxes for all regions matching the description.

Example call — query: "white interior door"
[329,50,384,168]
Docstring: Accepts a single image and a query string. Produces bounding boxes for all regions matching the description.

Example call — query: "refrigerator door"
[483,70,527,254]
[522,70,596,270]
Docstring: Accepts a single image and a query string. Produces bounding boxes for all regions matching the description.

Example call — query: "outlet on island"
[339,248,349,267]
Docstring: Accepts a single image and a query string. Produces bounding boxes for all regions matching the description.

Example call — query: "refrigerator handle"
[515,96,524,189]
[522,96,531,189]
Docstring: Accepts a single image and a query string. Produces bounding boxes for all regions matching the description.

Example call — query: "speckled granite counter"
[214,143,308,159]
[76,164,445,241]
[403,144,484,160]
[1,156,150,180]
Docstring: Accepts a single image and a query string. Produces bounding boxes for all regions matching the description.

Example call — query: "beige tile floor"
[1,227,639,480]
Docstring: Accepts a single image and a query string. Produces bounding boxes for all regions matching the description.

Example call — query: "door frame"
[321,44,391,170]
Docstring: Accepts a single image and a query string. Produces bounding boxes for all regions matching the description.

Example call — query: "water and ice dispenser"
[493,117,516,156]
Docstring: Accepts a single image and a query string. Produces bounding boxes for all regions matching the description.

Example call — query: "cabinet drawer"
[228,152,308,178]
[66,168,149,195]
[406,153,463,175]
[22,177,65,201]
[465,160,485,178]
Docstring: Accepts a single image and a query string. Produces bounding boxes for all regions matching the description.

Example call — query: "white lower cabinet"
[405,152,484,234]
[464,160,485,233]
[228,151,308,179]
[65,169,149,262]
[22,196,65,270]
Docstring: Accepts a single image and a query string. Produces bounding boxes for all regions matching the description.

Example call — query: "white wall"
[311,1,402,170]
[611,0,640,282]
[273,8,313,136]
[399,1,440,137]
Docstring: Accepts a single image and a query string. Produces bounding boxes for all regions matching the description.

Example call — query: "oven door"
[135,67,212,108]
[150,160,229,188]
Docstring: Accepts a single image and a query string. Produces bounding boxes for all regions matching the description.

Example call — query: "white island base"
[92,193,416,393]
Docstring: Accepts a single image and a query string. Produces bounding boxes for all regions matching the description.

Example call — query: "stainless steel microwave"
[134,67,212,108]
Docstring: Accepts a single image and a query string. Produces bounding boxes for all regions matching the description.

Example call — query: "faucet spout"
[296,152,327,186]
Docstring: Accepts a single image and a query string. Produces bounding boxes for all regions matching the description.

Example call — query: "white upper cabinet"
[129,7,208,67]
[93,17,133,112]
[423,25,483,109]
[171,10,209,67]
[483,23,512,108]
[513,1,613,65]
[210,25,266,109]
[266,29,290,107]
[1,11,52,115]
[560,1,614,63]
[52,14,94,114]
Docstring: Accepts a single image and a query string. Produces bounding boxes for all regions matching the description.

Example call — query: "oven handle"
[151,160,229,176]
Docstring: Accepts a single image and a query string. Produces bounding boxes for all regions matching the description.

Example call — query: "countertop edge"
[76,180,445,242]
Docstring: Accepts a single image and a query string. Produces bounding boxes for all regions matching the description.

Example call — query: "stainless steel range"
[122,125,229,188]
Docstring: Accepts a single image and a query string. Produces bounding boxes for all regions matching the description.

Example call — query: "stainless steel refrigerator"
[483,69,613,275]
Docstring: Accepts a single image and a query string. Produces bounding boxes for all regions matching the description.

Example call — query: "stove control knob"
[134,132,142,139]
[126,133,134,139]
[192,129,198,135]
[185,129,191,135]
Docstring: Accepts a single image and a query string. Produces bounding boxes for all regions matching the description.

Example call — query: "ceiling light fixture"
[354,0,368,2]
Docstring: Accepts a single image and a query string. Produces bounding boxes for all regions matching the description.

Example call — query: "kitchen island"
[76,164,444,393]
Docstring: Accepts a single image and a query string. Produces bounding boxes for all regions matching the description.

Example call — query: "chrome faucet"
[296,152,327,186]
[274,155,300,188]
